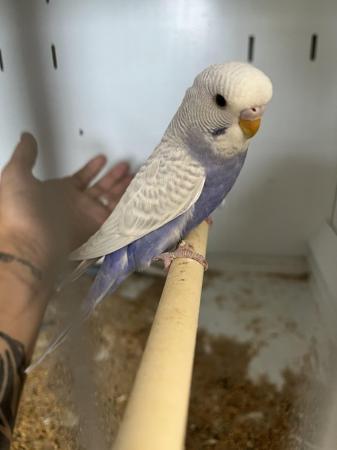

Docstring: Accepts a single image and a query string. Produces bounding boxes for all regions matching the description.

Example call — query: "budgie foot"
[205,216,213,226]
[153,240,208,271]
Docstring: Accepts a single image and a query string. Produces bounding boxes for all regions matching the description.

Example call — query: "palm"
[48,156,132,250]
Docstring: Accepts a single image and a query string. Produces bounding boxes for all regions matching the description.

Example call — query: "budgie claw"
[205,216,213,226]
[153,241,208,271]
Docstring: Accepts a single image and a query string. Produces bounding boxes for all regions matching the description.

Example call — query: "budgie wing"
[70,144,205,260]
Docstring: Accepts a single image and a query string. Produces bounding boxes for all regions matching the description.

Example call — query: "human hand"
[0,133,132,276]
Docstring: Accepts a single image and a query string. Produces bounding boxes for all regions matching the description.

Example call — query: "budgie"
[27,61,272,372]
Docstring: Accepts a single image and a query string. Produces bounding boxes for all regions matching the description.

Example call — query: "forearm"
[0,268,51,358]
[0,239,55,449]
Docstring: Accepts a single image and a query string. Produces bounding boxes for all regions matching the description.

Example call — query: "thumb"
[9,132,38,173]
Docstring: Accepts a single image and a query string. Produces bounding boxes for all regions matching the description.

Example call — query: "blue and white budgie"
[27,61,272,371]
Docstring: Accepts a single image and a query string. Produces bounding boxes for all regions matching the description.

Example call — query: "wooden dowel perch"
[112,221,209,450]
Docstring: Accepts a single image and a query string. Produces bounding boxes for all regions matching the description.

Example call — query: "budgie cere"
[27,61,272,371]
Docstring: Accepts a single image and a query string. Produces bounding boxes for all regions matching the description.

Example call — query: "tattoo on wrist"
[0,332,26,449]
[0,252,43,281]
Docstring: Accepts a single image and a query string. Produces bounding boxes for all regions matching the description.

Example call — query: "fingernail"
[20,132,30,141]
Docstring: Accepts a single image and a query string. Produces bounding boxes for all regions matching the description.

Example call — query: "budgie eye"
[215,94,227,108]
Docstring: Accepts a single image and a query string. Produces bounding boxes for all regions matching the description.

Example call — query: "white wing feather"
[70,142,205,260]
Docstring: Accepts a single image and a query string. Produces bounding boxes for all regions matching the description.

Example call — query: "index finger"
[90,161,131,192]
[71,154,107,189]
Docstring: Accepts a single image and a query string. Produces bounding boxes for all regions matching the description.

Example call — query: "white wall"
[1,0,337,256]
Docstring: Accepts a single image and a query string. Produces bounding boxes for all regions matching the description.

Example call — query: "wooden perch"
[112,221,209,450]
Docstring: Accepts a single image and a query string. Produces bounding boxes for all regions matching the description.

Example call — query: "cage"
[1,1,337,449]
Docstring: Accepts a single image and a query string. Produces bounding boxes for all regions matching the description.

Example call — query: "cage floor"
[12,258,334,450]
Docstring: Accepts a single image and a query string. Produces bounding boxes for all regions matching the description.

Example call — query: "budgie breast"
[184,150,247,234]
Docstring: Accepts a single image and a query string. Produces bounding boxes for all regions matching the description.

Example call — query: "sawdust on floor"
[12,272,326,450]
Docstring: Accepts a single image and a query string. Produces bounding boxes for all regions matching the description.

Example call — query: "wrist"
[0,226,52,271]
[0,229,57,293]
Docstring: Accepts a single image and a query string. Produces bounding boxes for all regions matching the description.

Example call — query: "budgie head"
[167,62,273,158]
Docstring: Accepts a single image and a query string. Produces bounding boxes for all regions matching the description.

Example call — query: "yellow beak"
[239,118,261,139]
